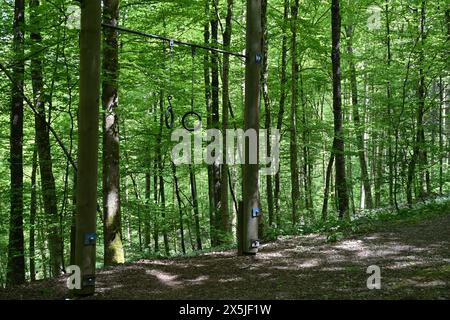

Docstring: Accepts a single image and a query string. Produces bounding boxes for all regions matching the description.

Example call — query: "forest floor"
[1,212,449,300]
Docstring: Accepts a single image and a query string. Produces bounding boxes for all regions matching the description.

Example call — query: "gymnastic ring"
[165,96,174,129]
[181,111,202,132]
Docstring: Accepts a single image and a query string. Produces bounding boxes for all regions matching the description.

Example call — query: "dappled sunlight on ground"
[1,213,449,300]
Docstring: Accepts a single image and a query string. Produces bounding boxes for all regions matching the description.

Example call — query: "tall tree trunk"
[29,147,38,281]
[7,0,26,287]
[219,0,234,244]
[210,0,222,246]
[274,0,289,226]
[385,2,394,206]
[300,74,313,219]
[204,1,216,247]
[239,0,262,255]
[102,0,124,266]
[158,91,170,255]
[331,0,349,219]
[345,24,373,210]
[74,0,102,296]
[289,0,300,225]
[407,1,428,204]
[261,0,274,226]
[30,0,63,277]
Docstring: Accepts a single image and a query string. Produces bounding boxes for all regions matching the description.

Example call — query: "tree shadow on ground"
[1,214,449,300]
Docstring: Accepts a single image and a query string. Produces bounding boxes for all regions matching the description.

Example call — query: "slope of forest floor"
[1,211,449,300]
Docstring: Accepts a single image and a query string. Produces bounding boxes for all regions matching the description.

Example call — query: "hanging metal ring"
[182,111,202,132]
[165,96,174,129]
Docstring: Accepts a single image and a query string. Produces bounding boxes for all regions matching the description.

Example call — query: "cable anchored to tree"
[102,23,247,59]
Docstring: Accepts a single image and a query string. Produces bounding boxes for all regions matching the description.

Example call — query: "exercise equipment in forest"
[102,13,261,256]
[165,95,174,129]
[181,47,202,132]
[165,40,175,129]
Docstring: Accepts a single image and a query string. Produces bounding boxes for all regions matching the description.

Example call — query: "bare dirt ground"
[1,213,449,300]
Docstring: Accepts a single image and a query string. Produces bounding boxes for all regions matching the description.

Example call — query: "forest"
[0,0,449,300]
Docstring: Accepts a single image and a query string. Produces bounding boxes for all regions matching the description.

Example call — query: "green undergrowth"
[265,195,450,243]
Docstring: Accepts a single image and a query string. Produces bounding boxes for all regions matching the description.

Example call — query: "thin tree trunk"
[385,3,394,206]
[219,0,234,244]
[345,24,373,210]
[129,174,142,252]
[289,0,300,225]
[30,0,63,277]
[7,0,26,287]
[331,0,349,219]
[322,152,335,221]
[189,165,202,250]
[158,91,170,256]
[172,163,186,254]
[261,0,274,226]
[37,191,48,279]
[144,173,151,249]
[300,73,313,220]
[407,1,427,204]
[204,1,216,247]
[153,160,159,252]
[210,0,222,245]
[274,0,289,226]
[29,147,38,281]
[70,170,76,266]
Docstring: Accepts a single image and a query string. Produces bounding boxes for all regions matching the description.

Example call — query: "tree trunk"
[219,0,234,244]
[345,24,373,210]
[407,1,428,205]
[7,0,26,287]
[158,91,170,255]
[274,0,289,226]
[30,0,63,277]
[102,0,124,266]
[189,165,202,250]
[172,163,186,254]
[239,0,262,255]
[289,0,300,225]
[153,160,159,253]
[74,0,102,296]
[37,192,48,279]
[261,0,274,227]
[144,173,151,249]
[29,147,38,281]
[322,152,335,221]
[210,0,222,246]
[204,1,216,247]
[300,74,313,219]
[70,170,76,266]
[385,2,394,206]
[331,0,349,219]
